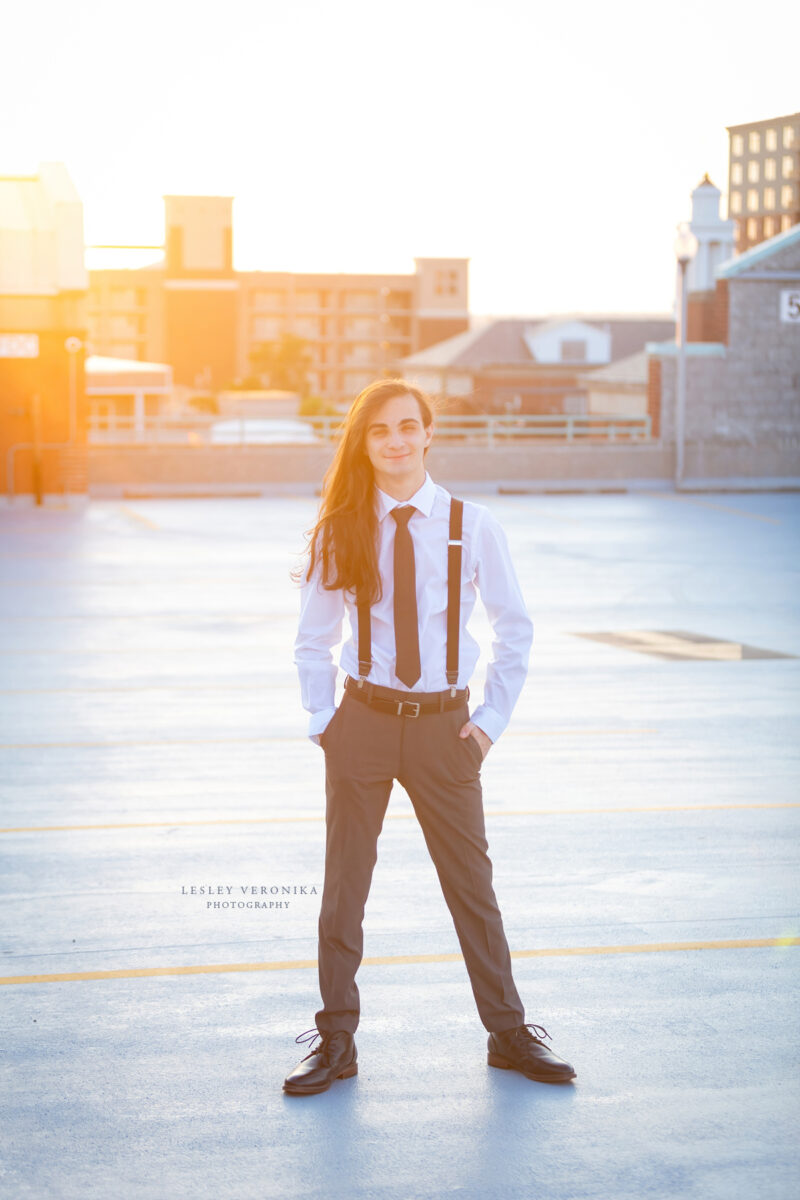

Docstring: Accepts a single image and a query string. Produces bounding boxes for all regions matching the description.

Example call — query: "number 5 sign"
[780,289,800,322]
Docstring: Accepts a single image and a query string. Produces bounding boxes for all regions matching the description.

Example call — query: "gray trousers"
[314,689,526,1035]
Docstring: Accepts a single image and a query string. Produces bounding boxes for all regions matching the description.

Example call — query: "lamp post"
[673,223,698,488]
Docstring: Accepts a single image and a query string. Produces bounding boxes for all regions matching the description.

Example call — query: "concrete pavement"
[1,490,798,1199]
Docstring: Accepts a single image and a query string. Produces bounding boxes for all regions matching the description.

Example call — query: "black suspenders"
[356,497,463,695]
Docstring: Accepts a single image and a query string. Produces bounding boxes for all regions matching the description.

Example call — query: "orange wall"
[0,330,87,496]
[165,288,237,389]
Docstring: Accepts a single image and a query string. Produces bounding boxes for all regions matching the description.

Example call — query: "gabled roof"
[579,350,649,386]
[717,222,800,278]
[400,315,674,370]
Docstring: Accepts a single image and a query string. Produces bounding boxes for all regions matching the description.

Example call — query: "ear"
[423,422,434,447]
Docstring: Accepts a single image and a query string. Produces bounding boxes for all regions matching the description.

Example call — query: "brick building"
[727,112,800,252]
[647,222,800,481]
[399,314,674,413]
[88,196,469,402]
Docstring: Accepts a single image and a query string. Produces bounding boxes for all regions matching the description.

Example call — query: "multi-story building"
[0,163,88,496]
[88,195,469,401]
[727,112,800,251]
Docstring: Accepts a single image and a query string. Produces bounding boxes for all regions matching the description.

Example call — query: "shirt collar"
[375,470,436,522]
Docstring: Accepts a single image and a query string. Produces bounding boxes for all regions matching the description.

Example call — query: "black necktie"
[391,506,421,687]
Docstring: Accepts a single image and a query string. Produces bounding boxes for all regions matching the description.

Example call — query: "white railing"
[87,412,652,446]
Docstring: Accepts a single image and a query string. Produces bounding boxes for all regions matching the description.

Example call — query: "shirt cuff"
[468,704,506,744]
[308,706,337,747]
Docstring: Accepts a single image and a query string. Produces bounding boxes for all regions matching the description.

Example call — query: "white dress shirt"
[294,471,533,746]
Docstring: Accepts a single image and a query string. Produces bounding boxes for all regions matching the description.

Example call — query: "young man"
[286,378,575,1094]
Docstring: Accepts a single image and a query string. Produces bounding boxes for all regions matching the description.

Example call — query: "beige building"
[727,112,800,251]
[88,195,469,402]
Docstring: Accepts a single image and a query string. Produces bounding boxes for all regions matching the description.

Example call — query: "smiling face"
[363,391,434,498]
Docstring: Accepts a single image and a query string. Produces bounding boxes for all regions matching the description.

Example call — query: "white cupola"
[687,174,736,293]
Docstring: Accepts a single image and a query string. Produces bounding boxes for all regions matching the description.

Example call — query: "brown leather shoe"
[283,1027,358,1095]
[488,1023,576,1083]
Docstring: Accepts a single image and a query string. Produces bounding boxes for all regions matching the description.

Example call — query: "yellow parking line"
[2,938,796,986]
[119,505,160,530]
[645,491,781,524]
[1,801,796,834]
[0,729,659,750]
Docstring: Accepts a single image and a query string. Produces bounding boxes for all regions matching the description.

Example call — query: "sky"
[3,0,799,316]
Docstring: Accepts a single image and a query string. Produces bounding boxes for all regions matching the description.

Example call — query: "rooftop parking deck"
[1,490,799,1200]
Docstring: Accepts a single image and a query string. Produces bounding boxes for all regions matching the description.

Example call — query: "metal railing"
[87,412,652,446]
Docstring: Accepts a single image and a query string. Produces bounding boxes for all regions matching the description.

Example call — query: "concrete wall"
[87,441,675,496]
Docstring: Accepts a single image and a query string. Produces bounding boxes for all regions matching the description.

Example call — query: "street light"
[673,223,698,488]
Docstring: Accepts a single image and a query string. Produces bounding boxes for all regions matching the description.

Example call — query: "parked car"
[209,418,321,445]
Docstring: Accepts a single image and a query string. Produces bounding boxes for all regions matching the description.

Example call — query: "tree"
[249,334,312,396]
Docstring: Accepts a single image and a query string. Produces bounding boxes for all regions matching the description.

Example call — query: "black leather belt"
[344,675,468,718]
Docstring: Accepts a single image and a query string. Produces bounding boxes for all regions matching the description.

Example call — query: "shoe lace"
[514,1022,551,1045]
[294,1026,330,1061]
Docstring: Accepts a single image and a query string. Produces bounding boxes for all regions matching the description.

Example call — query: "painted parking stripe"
[1,801,797,834]
[1,938,797,987]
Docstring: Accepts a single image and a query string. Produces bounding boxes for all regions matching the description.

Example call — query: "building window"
[560,340,587,363]
[731,133,744,156]
[764,187,776,210]
[763,216,777,238]
[747,160,760,183]
[765,128,778,151]
[252,316,282,340]
[295,291,320,311]
[746,188,759,211]
[784,125,797,148]
[781,184,795,208]
[292,317,320,339]
[253,290,285,310]
[729,191,742,214]
[764,158,777,181]
[110,288,138,309]
[434,268,460,297]
[782,155,796,178]
[746,217,759,241]
[731,162,743,184]
[748,131,761,153]
[781,214,793,231]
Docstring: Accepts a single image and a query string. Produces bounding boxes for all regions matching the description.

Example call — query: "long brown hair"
[294,378,435,603]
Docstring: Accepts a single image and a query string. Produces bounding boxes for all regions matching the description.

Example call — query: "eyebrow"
[368,418,422,432]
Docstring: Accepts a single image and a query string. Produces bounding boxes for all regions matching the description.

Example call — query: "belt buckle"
[397,699,421,718]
